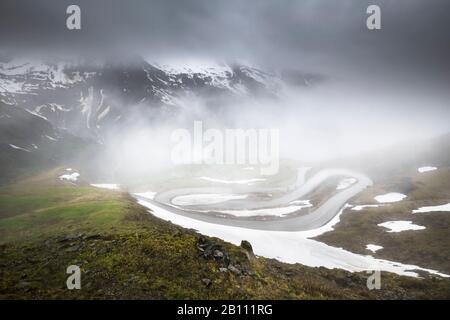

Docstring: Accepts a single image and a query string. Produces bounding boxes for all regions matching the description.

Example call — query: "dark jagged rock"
[240,240,255,260]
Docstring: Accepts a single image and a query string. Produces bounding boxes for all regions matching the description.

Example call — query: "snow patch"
[378,221,425,233]
[8,144,31,152]
[25,109,48,121]
[375,193,406,203]
[79,87,94,129]
[412,203,450,214]
[0,78,24,93]
[90,184,120,190]
[45,135,57,141]
[97,105,110,121]
[59,172,80,182]
[352,204,381,211]
[214,203,312,217]
[418,166,437,173]
[366,244,383,253]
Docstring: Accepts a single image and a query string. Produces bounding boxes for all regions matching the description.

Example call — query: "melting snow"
[90,184,120,190]
[25,109,48,121]
[59,172,80,182]
[366,244,383,253]
[0,78,24,93]
[351,204,381,211]
[418,166,437,173]
[215,202,312,217]
[378,221,425,233]
[45,135,57,141]
[97,105,110,121]
[375,193,407,203]
[8,144,31,152]
[155,60,232,77]
[412,203,450,214]
[79,87,94,129]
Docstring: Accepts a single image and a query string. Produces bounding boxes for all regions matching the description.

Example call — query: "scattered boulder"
[213,249,224,259]
[196,237,229,265]
[201,278,212,287]
[240,240,255,260]
[240,240,253,252]
[228,264,242,275]
[196,236,252,277]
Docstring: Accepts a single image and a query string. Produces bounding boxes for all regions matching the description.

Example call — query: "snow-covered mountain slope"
[0,56,311,140]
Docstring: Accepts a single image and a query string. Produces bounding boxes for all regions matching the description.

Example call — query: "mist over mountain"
[0,55,309,137]
[1,0,449,173]
[1,1,450,301]
[1,55,325,182]
[1,51,449,184]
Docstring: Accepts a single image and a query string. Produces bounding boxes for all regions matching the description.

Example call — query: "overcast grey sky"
[1,0,449,161]
[1,0,449,83]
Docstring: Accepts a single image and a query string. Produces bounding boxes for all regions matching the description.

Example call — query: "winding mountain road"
[135,169,373,232]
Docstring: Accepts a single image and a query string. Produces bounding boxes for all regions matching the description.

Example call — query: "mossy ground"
[1,168,449,299]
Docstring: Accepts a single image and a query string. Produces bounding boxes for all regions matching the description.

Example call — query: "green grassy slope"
[1,169,449,299]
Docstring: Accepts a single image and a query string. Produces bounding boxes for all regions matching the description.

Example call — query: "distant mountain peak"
[1,55,321,141]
